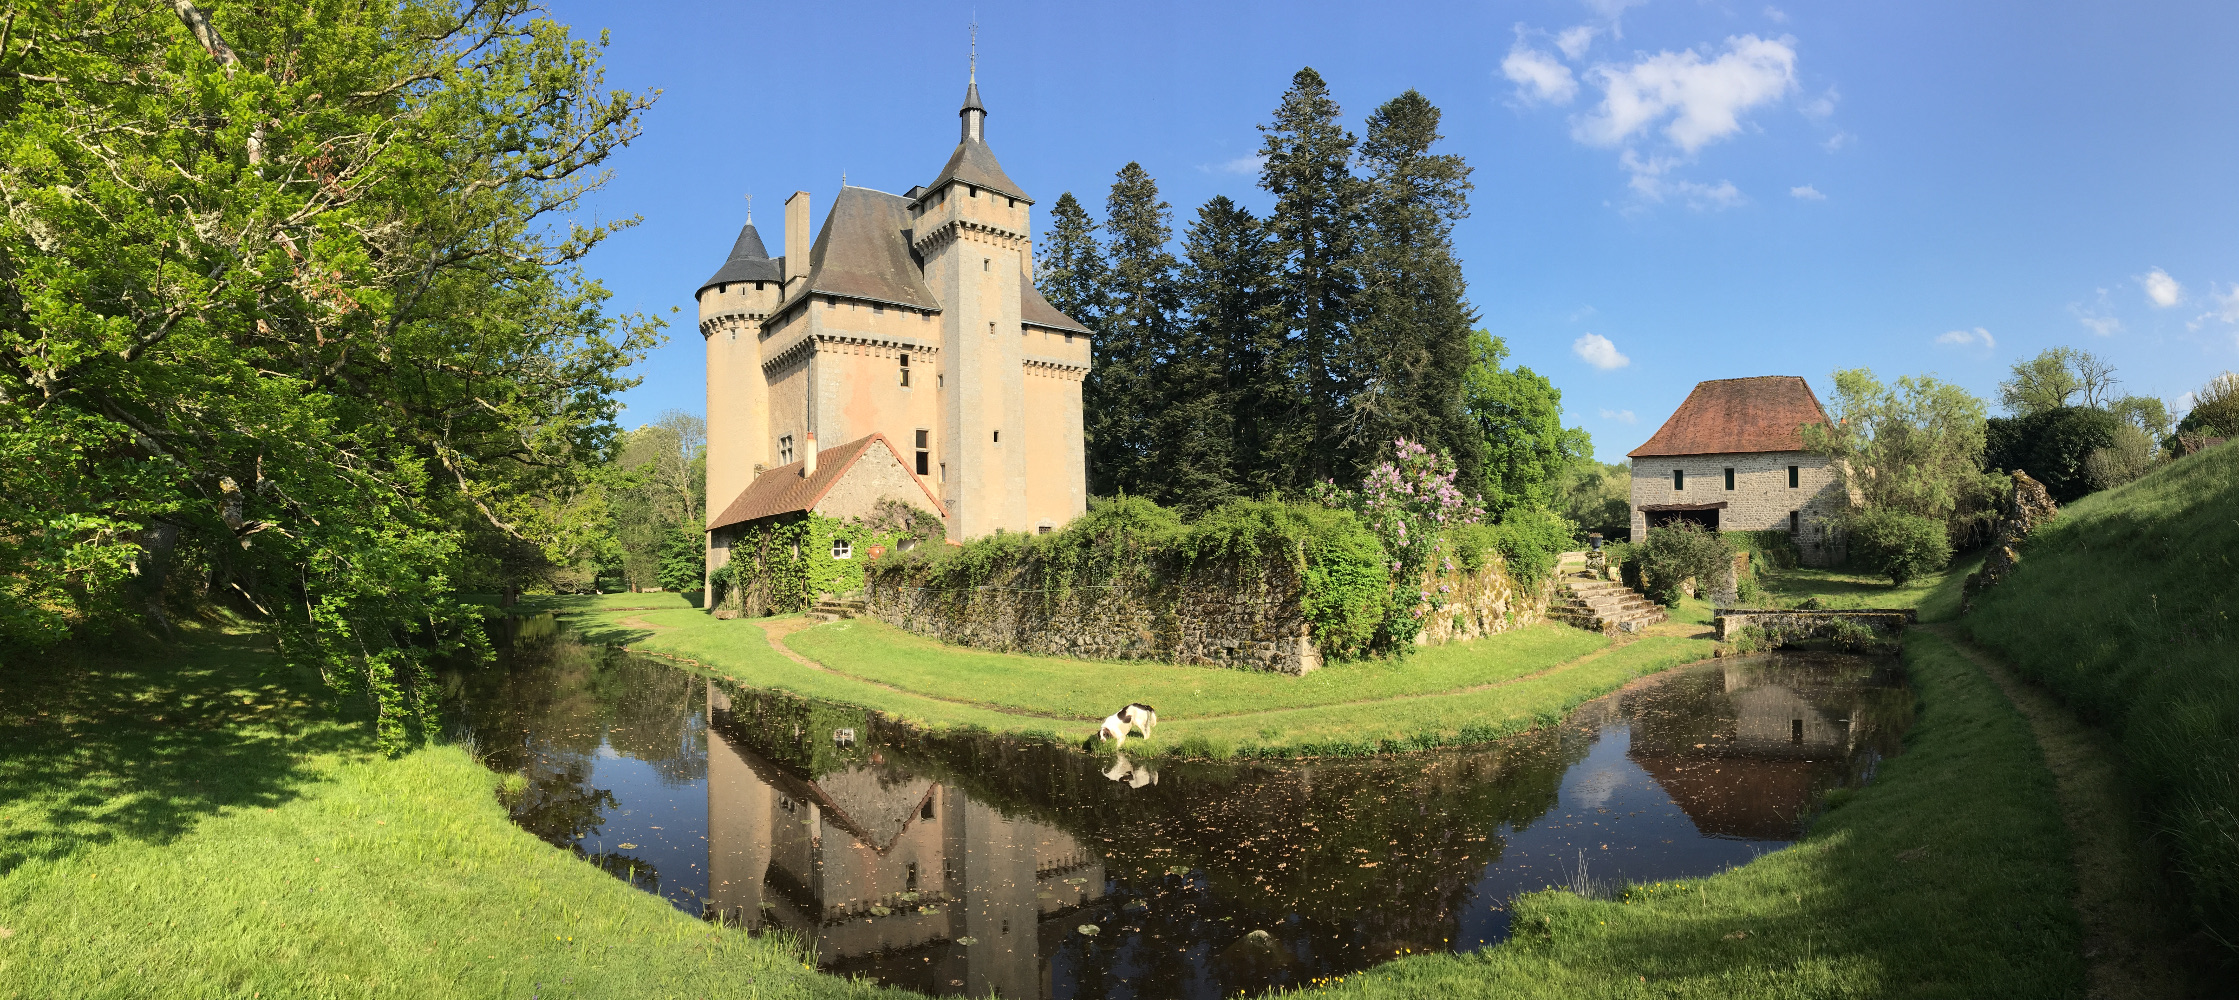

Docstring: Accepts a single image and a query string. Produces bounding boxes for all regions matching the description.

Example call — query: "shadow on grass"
[0,627,367,875]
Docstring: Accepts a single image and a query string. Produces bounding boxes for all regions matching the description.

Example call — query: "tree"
[1999,346,2118,415]
[1178,197,1284,501]
[1258,67,1363,488]
[1555,461,1634,542]
[1463,331,1593,518]
[1985,407,2123,505]
[1804,369,2000,546]
[1346,91,1483,494]
[2107,394,2174,438]
[2177,371,2239,437]
[0,1,657,752]
[1037,192,1107,327]
[1089,164,1183,498]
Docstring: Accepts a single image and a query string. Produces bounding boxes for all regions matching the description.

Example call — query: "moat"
[441,617,1913,999]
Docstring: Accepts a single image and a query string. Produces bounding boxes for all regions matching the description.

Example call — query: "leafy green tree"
[1463,331,1593,517]
[1985,406,2122,505]
[2177,371,2239,437]
[1635,522,1732,605]
[1555,460,1634,542]
[1804,369,1999,538]
[2107,394,2174,438]
[0,2,656,751]
[1347,91,1483,494]
[1846,508,1952,586]
[1998,346,2118,415]
[1259,67,1363,487]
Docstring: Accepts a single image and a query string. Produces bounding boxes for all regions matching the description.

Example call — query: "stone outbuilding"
[1627,376,1846,565]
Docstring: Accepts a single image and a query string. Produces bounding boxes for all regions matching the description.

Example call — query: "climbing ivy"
[716,511,928,615]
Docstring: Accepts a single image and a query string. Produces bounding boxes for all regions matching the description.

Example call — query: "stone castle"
[695,71,1091,588]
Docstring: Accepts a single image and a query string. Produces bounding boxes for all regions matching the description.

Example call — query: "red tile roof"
[1628,376,1831,458]
[707,433,945,530]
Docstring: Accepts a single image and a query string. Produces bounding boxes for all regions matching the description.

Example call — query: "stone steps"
[1548,556,1666,635]
[808,598,868,623]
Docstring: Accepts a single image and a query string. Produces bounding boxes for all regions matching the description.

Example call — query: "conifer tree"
[1037,193,1117,490]
[1258,67,1364,488]
[1178,197,1286,500]
[1352,91,1486,496]
[1096,163,1184,497]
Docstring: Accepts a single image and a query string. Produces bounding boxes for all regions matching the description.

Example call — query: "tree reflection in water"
[444,623,1911,1000]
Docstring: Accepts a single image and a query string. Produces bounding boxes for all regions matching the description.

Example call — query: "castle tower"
[700,66,1091,602]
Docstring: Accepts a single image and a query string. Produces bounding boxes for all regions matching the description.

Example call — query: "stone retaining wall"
[1713,608,1917,642]
[865,556,1553,675]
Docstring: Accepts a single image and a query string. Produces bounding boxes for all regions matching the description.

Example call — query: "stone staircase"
[808,596,868,623]
[1549,552,1667,635]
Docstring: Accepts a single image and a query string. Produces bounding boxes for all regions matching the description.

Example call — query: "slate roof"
[1629,376,1831,458]
[786,187,943,312]
[1021,283,1091,334]
[697,222,784,296]
[707,433,945,530]
[926,138,1030,204]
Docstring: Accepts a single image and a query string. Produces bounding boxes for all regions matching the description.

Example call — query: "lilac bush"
[1313,439,1486,645]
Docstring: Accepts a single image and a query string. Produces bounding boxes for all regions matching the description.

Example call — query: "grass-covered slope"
[1964,441,2239,947]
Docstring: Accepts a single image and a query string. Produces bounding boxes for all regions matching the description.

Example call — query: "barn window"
[1788,465,1800,488]
[1724,468,1735,490]
[830,538,852,560]
[1672,469,1685,491]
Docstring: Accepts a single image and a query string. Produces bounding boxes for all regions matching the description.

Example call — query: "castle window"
[755,281,764,291]
[983,258,990,271]
[988,322,997,337]
[915,429,930,476]
[969,185,978,198]
[937,374,944,388]
[1790,510,1800,533]
[872,303,883,315]
[1724,467,1735,490]
[831,538,852,560]
[920,799,934,820]
[1065,333,1074,343]
[779,435,795,464]
[898,353,911,387]
[993,429,1001,444]
[939,462,946,482]
[1788,465,1800,488]
[1007,197,1016,208]
[1672,469,1684,491]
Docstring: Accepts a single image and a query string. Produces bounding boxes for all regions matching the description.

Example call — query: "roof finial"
[970,16,978,83]
[744,192,752,223]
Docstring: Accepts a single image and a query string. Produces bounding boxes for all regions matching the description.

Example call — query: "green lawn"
[1752,551,1981,623]
[1290,628,2085,998]
[590,607,1717,759]
[0,629,902,1000]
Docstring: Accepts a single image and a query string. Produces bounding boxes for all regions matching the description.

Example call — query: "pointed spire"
[959,20,986,143]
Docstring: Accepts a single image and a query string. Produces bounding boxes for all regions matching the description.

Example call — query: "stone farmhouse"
[697,70,1092,600]
[1628,376,1846,565]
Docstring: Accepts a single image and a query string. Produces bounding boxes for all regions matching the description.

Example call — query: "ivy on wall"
[715,508,932,615]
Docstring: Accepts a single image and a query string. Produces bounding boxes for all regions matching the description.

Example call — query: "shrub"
[2174,371,2238,438]
[1845,508,1952,586]
[1635,522,1732,605]
[1985,405,2122,505]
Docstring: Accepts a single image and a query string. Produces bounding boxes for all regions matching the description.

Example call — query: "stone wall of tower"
[700,278,779,598]
[913,182,1032,538]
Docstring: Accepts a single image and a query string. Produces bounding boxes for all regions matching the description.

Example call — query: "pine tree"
[1096,163,1183,498]
[1178,197,1286,500]
[1351,90,1486,495]
[1258,67,1364,488]
[1038,193,1118,491]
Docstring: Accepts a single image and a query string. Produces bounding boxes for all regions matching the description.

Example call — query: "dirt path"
[1929,625,2212,1000]
[612,615,675,633]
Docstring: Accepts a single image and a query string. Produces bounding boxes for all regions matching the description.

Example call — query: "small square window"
[755,281,764,291]
[915,429,929,449]
[969,186,978,198]
[1672,469,1685,491]
[916,451,930,476]
[993,429,1001,443]
[830,538,852,560]
[1724,468,1735,491]
[1788,465,1800,488]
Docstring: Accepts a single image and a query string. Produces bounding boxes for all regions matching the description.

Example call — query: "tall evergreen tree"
[1091,164,1182,496]
[1351,91,1486,496]
[1178,197,1288,500]
[1258,67,1364,488]
[1037,193,1117,490]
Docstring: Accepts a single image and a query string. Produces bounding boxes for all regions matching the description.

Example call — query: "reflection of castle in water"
[705,683,1102,998]
[1625,658,1903,841]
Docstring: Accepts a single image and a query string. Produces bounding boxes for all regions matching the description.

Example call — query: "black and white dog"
[1092,702,1158,749]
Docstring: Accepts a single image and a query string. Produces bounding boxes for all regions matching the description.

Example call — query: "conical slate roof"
[926,138,1030,204]
[697,222,784,296]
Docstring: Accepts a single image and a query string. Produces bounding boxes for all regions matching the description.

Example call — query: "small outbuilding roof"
[708,433,945,531]
[1629,376,1831,458]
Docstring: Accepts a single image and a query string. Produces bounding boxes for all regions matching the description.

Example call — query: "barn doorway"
[1643,502,1725,532]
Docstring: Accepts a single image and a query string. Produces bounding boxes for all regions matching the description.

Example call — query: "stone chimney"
[783,191,811,295]
[801,432,817,477]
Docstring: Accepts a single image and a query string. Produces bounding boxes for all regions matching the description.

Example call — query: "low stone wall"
[866,556,1552,675]
[1713,608,1916,642]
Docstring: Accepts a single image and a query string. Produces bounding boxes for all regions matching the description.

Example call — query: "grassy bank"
[572,606,1717,759]
[1963,440,2239,949]
[0,628,902,1000]
[1289,628,2084,998]
[1750,551,1981,623]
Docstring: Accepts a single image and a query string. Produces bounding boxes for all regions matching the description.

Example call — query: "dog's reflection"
[1102,752,1157,788]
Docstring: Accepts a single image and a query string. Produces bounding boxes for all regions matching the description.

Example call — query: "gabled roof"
[1021,283,1090,334]
[1629,376,1831,458]
[708,433,945,530]
[786,187,943,313]
[925,138,1031,204]
[697,222,784,296]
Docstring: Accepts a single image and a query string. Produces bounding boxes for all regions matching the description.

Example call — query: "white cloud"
[2141,268,2183,308]
[1503,43,1579,105]
[1763,5,1789,23]
[1572,35,1798,153]
[1209,154,1265,175]
[1600,407,1638,423]
[1567,304,1599,322]
[1573,332,1631,370]
[2194,284,2239,329]
[1800,86,1838,121]
[1620,150,1745,209]
[1583,0,1651,38]
[1789,184,1824,200]
[1822,130,1852,152]
[1556,25,1599,60]
[1936,327,1996,353]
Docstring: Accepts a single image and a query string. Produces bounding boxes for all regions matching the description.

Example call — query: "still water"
[442,617,1913,999]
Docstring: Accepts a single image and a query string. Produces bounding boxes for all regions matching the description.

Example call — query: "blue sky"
[551,0,2239,463]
